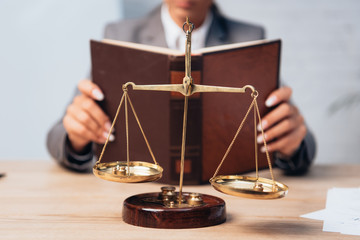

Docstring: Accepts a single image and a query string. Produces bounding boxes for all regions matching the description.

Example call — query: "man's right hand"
[63,79,114,153]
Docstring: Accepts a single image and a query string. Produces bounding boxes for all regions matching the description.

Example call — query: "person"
[47,0,316,175]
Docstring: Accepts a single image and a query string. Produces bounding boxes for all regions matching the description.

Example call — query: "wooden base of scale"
[122,191,226,229]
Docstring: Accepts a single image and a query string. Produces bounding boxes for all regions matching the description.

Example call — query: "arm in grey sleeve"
[274,129,317,175]
[46,21,116,172]
[46,87,95,172]
[46,119,95,172]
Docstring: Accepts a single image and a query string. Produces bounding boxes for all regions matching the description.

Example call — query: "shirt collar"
[161,3,213,52]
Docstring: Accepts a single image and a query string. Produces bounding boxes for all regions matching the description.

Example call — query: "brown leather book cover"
[90,39,280,184]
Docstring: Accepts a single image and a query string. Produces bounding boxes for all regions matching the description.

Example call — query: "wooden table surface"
[0,160,359,240]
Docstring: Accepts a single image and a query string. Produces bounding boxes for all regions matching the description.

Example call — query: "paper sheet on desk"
[301,187,360,236]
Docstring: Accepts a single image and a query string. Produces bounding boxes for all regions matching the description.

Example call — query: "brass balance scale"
[93,18,288,229]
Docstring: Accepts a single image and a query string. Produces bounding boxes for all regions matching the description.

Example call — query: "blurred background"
[0,0,359,164]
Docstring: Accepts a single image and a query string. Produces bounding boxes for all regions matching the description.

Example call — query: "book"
[90,38,281,184]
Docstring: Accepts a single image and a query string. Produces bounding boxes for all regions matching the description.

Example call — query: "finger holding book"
[257,86,307,157]
[63,79,114,153]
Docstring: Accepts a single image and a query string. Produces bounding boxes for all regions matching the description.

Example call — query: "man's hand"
[63,80,114,153]
[257,86,307,157]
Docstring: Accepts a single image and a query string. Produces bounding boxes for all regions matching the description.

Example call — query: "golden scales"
[93,18,288,228]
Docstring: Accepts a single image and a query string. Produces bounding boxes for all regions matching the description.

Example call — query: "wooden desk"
[0,161,359,240]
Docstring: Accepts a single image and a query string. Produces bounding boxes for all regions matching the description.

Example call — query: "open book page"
[102,38,280,56]
[102,39,183,56]
[195,38,279,54]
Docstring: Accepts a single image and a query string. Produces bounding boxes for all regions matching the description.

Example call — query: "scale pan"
[93,161,163,183]
[210,175,288,199]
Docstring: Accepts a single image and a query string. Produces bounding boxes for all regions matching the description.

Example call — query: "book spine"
[167,56,204,185]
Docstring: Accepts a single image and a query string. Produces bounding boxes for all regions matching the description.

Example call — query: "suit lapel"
[138,6,168,48]
[206,5,229,47]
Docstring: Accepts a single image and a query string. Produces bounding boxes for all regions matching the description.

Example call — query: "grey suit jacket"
[47,4,316,174]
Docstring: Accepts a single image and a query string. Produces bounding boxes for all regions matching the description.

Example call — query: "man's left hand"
[257,86,307,157]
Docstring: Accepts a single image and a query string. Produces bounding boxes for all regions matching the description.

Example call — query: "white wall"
[1,0,359,165]
[215,0,360,164]
[0,0,122,160]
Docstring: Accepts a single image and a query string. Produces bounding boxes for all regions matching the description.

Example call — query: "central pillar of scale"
[122,187,226,229]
